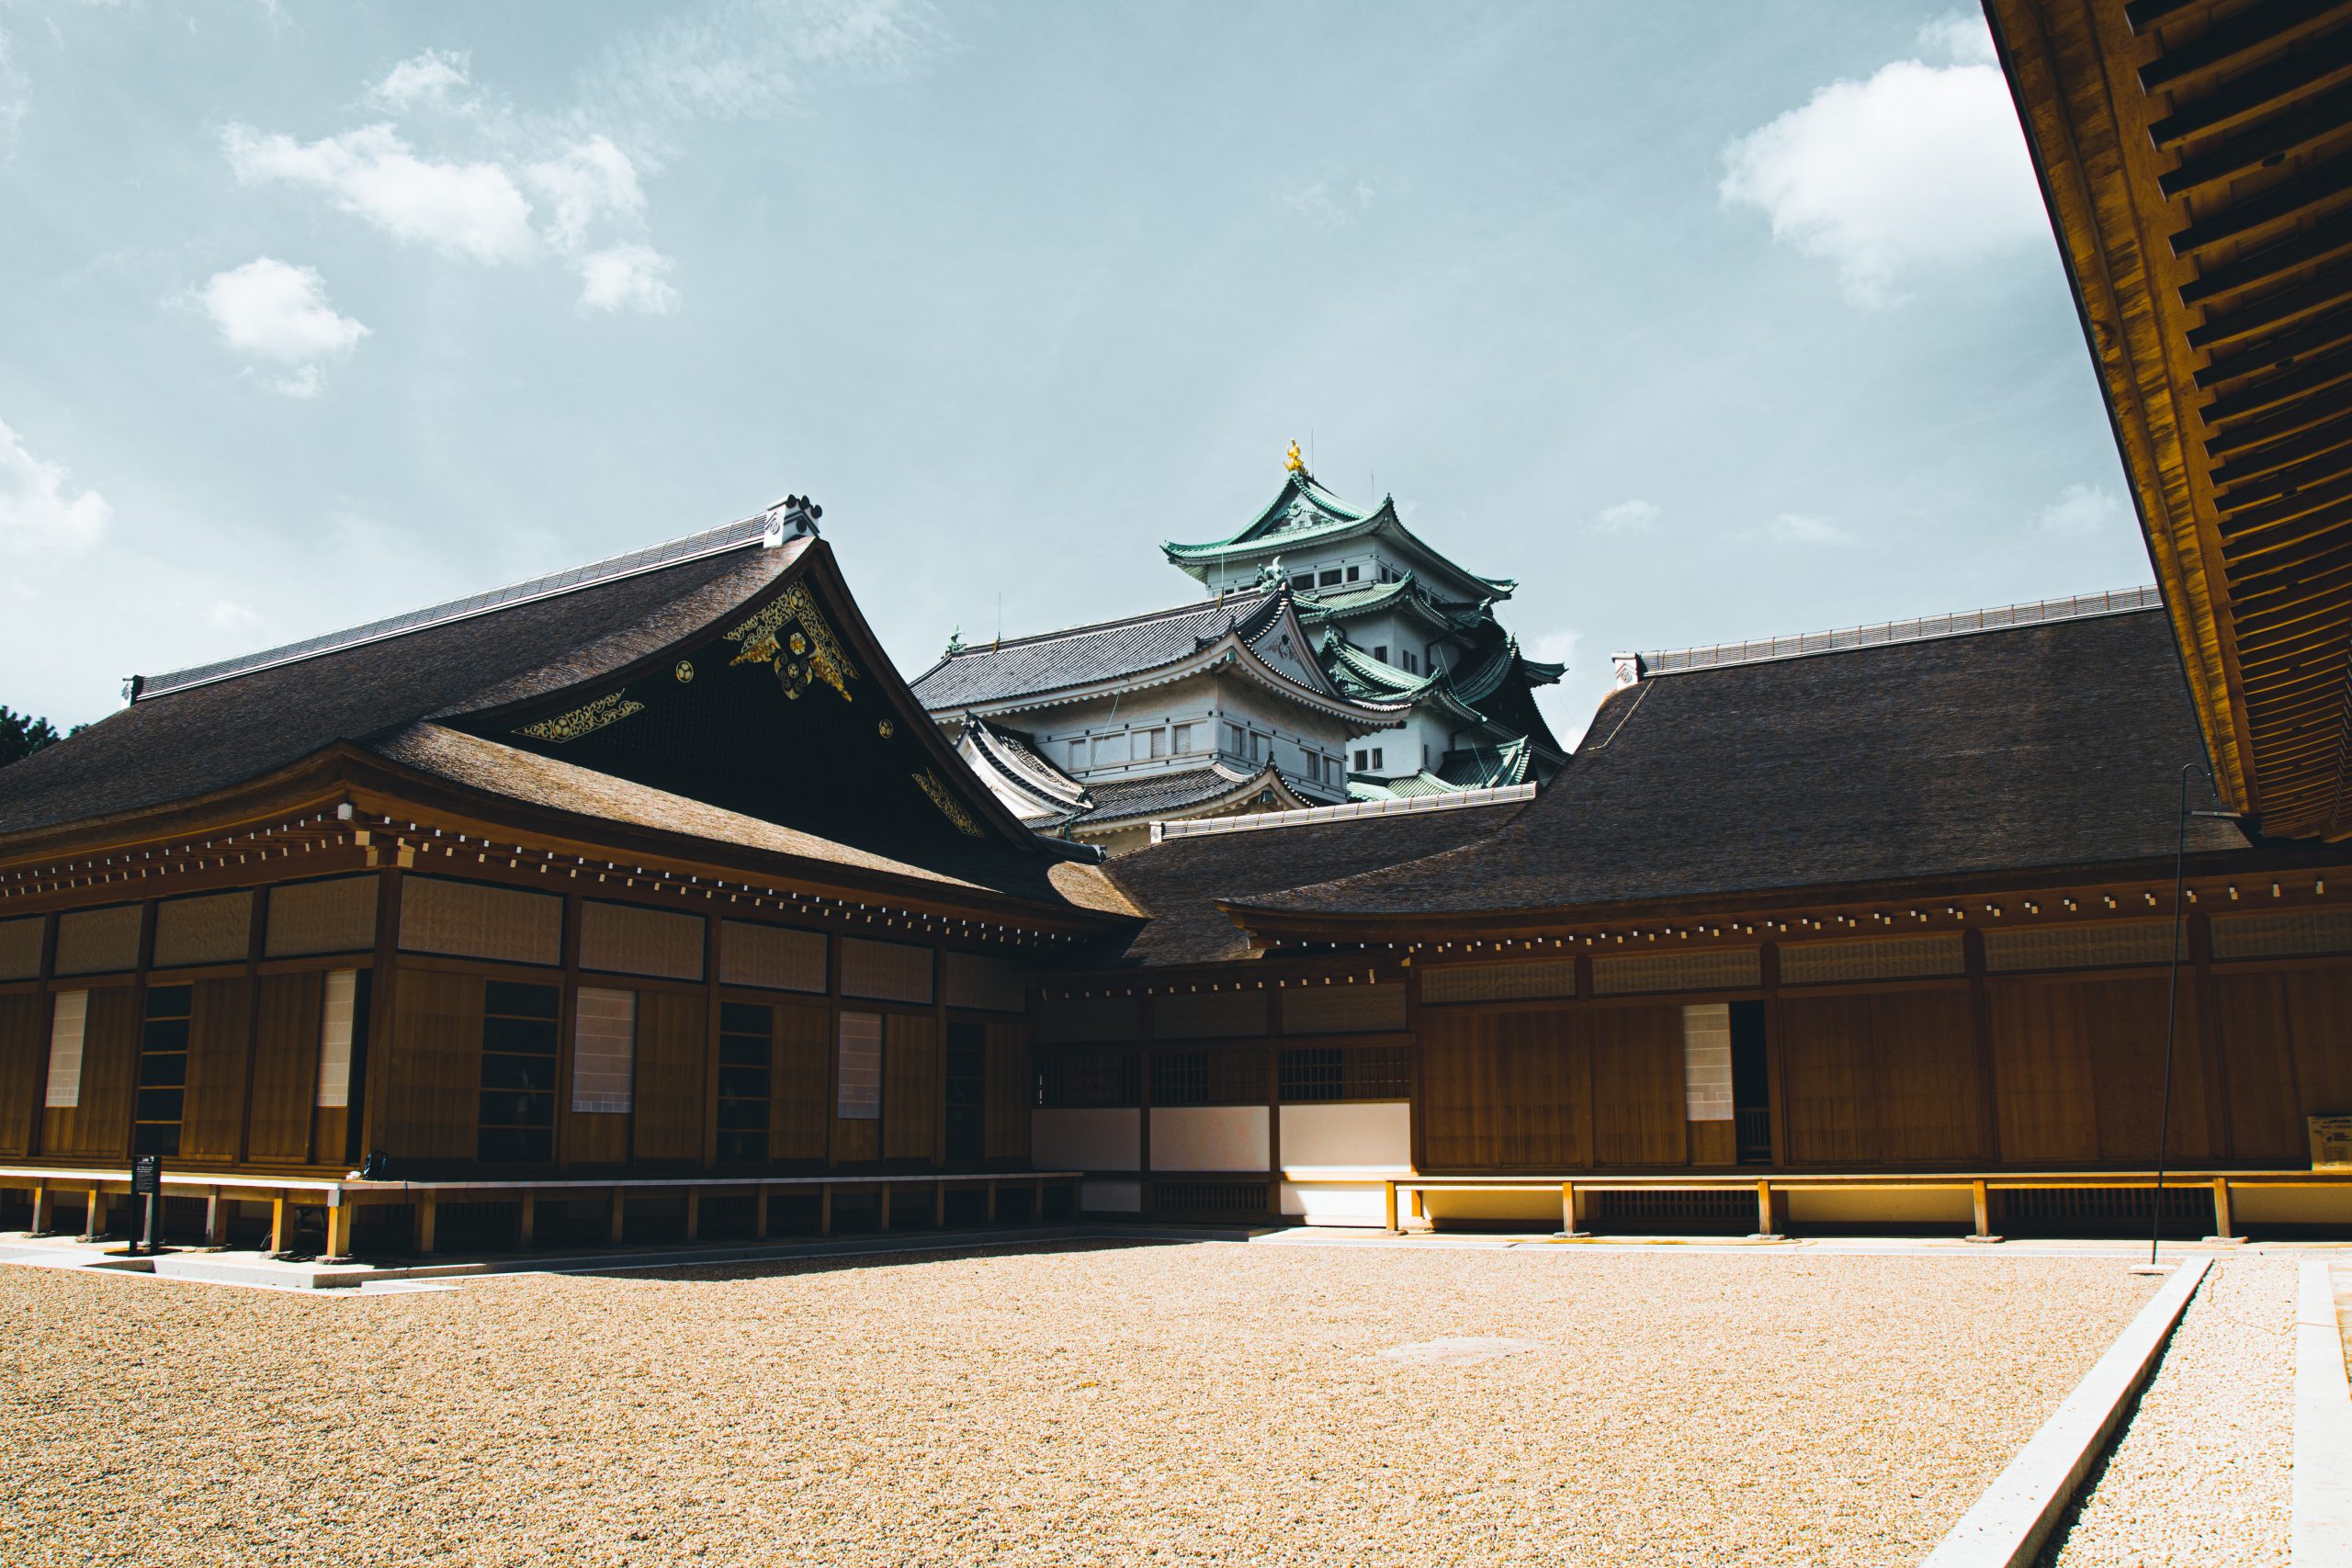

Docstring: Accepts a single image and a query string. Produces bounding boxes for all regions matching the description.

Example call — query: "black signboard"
[130,1156,162,1255]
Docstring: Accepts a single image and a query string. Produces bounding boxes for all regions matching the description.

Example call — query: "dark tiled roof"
[376,724,1136,914]
[1080,764,1306,829]
[0,525,798,839]
[1244,608,2252,919]
[910,589,1295,710]
[1101,796,1529,966]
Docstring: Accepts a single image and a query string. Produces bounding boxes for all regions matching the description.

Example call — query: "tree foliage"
[0,706,70,768]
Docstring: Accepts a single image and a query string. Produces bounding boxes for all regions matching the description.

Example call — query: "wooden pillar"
[1963,929,2001,1163]
[83,1189,107,1243]
[205,1190,228,1247]
[517,1194,536,1249]
[1753,1179,1787,1239]
[607,1188,626,1245]
[413,1196,437,1256]
[2210,1177,2235,1241]
[684,1189,701,1242]
[877,1184,891,1232]
[819,1181,833,1236]
[322,1202,355,1261]
[1971,1179,1996,1241]
[1557,1180,1590,1237]
[28,1183,50,1235]
[933,1179,946,1228]
[1033,1173,1046,1222]
[754,1187,770,1240]
[267,1194,290,1254]
[984,1178,998,1224]
[1385,1179,1400,1234]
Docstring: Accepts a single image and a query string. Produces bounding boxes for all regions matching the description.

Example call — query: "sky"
[0,1,2151,744]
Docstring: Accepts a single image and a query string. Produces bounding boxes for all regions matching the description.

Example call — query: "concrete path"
[2301,1260,2352,1566]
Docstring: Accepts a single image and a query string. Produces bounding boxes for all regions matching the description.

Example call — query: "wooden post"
[819,1182,833,1236]
[1971,1179,1996,1241]
[413,1196,437,1256]
[267,1195,289,1254]
[878,1184,891,1232]
[684,1189,701,1242]
[1385,1179,1399,1234]
[985,1179,998,1224]
[1753,1179,1786,1239]
[517,1194,536,1249]
[28,1183,49,1235]
[205,1190,227,1247]
[608,1188,626,1245]
[2210,1178,2235,1241]
[1033,1173,1046,1221]
[754,1187,770,1240]
[933,1179,946,1229]
[1558,1180,1590,1237]
[322,1202,355,1261]
[83,1189,107,1243]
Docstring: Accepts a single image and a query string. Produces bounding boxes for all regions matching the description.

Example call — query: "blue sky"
[1,1,2148,740]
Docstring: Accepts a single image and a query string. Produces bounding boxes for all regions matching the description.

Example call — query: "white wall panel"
[1278,1101,1410,1168]
[1279,1181,1389,1226]
[1031,1107,1140,1171]
[1148,1105,1269,1172]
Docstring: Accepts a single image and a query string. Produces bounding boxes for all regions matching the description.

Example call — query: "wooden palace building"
[9,0,2352,1252]
[0,502,1139,1256]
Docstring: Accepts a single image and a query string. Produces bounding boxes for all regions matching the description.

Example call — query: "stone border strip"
[2295,1259,2352,1566]
[1920,1256,2211,1568]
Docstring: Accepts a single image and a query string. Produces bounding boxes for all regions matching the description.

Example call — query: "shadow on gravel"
[560,1235,1186,1286]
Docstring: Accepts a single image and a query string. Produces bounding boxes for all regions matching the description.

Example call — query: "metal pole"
[2150,762,2195,1269]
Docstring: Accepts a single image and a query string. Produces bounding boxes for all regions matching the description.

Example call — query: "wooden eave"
[0,741,1137,939]
[1214,839,2352,952]
[1990,0,2352,837]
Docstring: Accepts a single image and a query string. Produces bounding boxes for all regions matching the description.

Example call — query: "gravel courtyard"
[3,1241,2163,1567]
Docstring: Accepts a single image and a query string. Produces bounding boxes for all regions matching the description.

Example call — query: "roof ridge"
[136,506,801,702]
[939,587,1276,660]
[1148,780,1537,843]
[1619,585,2165,679]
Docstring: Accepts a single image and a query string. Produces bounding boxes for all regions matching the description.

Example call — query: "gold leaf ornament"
[725,584,858,703]
[913,770,984,837]
[515,689,645,744]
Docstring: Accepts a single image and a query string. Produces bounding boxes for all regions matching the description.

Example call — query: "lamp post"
[2145,762,2241,1271]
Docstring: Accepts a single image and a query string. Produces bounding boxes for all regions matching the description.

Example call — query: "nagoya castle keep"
[912,446,1566,853]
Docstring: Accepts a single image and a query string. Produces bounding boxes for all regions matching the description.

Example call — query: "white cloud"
[2038,482,2127,537]
[1768,513,1853,546]
[205,598,260,631]
[1531,629,1578,669]
[1720,55,2044,308]
[1594,499,1658,534]
[368,49,470,109]
[576,0,943,140]
[225,122,537,264]
[271,364,325,399]
[578,244,680,313]
[1918,12,1999,66]
[1286,177,1376,227]
[200,257,370,363]
[526,135,647,253]
[0,419,111,557]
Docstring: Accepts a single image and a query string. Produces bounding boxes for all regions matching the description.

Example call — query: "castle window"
[1374,645,1387,663]
[1172,723,1195,753]
[1318,569,1342,587]
[1346,566,1360,582]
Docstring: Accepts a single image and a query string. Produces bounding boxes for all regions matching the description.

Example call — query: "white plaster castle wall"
[1279,1182,1389,1226]
[1031,1108,1141,1172]
[1277,1102,1410,1168]
[1148,1106,1270,1171]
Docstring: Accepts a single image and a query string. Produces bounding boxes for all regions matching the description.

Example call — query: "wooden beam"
[684,1188,700,1242]
[322,1202,354,1262]
[413,1195,437,1256]
[28,1183,48,1236]
[607,1187,625,1245]
[267,1194,288,1255]
[517,1193,535,1249]
[2211,1177,2236,1241]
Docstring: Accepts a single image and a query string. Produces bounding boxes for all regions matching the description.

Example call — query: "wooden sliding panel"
[2280,966,2352,1129]
[0,992,46,1156]
[177,977,254,1163]
[1868,989,1983,1164]
[248,972,325,1162]
[2080,978,2211,1164]
[378,967,481,1165]
[1780,995,1874,1165]
[982,1021,1029,1161]
[884,1013,937,1162]
[2211,972,2306,1161]
[770,999,830,1161]
[1987,981,2098,1164]
[45,987,140,1158]
[631,989,707,1166]
[1588,1004,1686,1168]
[1419,1006,1586,1170]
